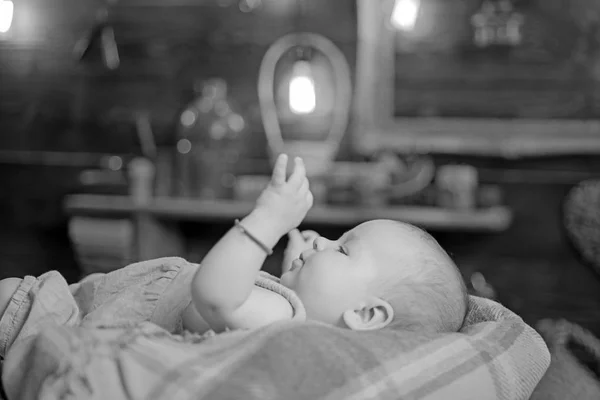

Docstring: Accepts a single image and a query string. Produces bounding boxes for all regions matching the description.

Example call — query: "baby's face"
[280,220,422,327]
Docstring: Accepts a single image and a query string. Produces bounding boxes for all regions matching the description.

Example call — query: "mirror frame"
[353,0,600,157]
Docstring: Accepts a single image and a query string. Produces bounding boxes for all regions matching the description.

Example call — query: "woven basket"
[562,180,600,277]
[530,319,600,400]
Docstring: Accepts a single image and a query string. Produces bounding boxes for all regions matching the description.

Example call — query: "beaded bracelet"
[234,219,273,256]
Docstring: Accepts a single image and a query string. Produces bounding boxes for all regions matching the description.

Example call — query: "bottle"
[175,78,248,199]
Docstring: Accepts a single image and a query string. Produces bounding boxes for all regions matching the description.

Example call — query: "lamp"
[288,56,316,115]
[287,0,316,117]
[258,32,352,177]
[0,0,14,33]
[390,0,421,31]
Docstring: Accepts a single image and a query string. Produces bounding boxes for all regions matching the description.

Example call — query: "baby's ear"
[342,297,394,331]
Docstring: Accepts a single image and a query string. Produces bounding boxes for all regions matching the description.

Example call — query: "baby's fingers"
[271,154,288,186]
[288,157,306,188]
[287,229,303,243]
[298,177,310,195]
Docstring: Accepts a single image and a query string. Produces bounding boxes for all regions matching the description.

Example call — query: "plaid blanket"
[3,296,549,400]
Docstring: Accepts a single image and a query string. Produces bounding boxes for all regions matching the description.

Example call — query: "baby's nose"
[313,236,332,251]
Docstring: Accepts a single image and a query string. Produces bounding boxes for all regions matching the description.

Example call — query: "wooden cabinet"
[64,193,512,273]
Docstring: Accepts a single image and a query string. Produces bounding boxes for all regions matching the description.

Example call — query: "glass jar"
[175,78,248,199]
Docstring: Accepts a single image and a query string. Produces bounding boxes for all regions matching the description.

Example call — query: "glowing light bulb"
[0,0,14,33]
[289,60,316,115]
[391,0,420,31]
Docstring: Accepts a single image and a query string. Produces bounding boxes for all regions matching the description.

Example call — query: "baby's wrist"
[240,209,285,250]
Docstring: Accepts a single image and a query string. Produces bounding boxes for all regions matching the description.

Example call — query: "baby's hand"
[254,154,314,237]
[282,229,319,273]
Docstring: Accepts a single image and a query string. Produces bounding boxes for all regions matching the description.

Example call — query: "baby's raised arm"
[191,154,313,332]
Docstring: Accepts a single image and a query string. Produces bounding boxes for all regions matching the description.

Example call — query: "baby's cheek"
[302,271,336,299]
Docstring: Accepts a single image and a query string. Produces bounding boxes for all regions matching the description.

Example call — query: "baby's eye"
[337,246,347,255]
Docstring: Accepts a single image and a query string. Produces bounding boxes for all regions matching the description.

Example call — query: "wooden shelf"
[64,194,513,232]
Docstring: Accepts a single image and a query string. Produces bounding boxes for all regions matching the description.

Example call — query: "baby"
[0,154,468,350]
[190,154,468,333]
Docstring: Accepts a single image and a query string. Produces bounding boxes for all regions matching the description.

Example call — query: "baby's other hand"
[282,229,319,274]
[255,154,314,236]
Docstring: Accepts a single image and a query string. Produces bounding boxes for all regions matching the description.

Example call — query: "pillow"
[2,295,549,400]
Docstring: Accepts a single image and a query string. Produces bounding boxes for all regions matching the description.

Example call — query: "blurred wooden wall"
[393,0,600,119]
[0,0,356,154]
[0,0,356,279]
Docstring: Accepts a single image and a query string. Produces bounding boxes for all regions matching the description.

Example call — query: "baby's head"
[280,219,468,332]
